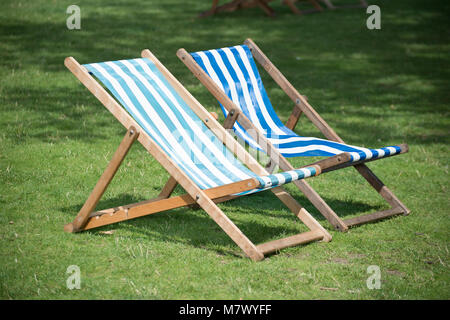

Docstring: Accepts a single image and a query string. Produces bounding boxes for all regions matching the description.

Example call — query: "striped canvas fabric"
[83,58,318,193]
[190,45,403,162]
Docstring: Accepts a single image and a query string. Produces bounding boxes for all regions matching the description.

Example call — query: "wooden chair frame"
[199,0,276,17]
[63,49,342,261]
[320,0,368,10]
[199,0,323,18]
[177,38,410,232]
[283,0,324,15]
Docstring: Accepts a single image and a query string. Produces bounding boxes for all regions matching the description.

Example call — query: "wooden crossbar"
[80,178,259,231]
[343,207,404,228]
[257,229,324,255]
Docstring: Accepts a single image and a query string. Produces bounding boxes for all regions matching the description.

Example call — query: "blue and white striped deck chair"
[178,39,410,232]
[63,49,339,261]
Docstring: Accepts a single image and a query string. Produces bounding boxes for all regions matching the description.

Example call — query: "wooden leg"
[284,0,323,14]
[354,163,410,214]
[270,186,332,241]
[321,0,368,9]
[255,0,276,17]
[284,0,303,15]
[223,109,239,129]
[199,0,219,17]
[209,0,220,13]
[198,186,332,257]
[196,184,331,260]
[64,126,139,232]
[196,194,264,261]
[308,0,323,11]
[285,96,307,130]
[265,160,278,173]
[286,105,302,130]
[292,179,349,231]
[321,0,336,9]
[199,0,243,17]
[158,176,178,199]
[288,159,410,231]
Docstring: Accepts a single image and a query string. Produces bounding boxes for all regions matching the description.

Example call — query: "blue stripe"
[86,62,216,188]
[227,47,274,135]
[237,46,294,135]
[118,60,242,187]
[192,51,264,151]
[191,51,260,149]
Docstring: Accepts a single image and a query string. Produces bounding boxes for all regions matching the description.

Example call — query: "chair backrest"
[190,45,298,142]
[84,58,259,190]
[189,45,404,161]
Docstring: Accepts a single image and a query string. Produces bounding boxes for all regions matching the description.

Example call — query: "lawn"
[0,0,449,299]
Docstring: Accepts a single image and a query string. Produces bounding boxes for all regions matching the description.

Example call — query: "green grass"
[0,0,449,299]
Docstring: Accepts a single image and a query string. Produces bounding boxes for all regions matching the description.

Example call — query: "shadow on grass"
[60,188,381,257]
[1,87,116,144]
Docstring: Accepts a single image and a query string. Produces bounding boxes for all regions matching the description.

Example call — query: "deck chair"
[177,39,410,232]
[199,0,276,17]
[282,0,324,15]
[321,0,368,10]
[199,0,322,17]
[62,49,349,261]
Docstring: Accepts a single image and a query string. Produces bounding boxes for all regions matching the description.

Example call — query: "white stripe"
[195,51,262,148]
[277,173,286,185]
[93,62,216,189]
[387,147,396,155]
[118,60,249,184]
[272,142,356,156]
[234,46,287,135]
[221,48,286,136]
[267,135,331,144]
[350,152,360,162]
[210,50,265,133]
[106,61,228,186]
[132,59,255,182]
[208,50,243,115]
[376,149,385,158]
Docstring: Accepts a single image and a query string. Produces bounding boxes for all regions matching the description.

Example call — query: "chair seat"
[266,133,403,162]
